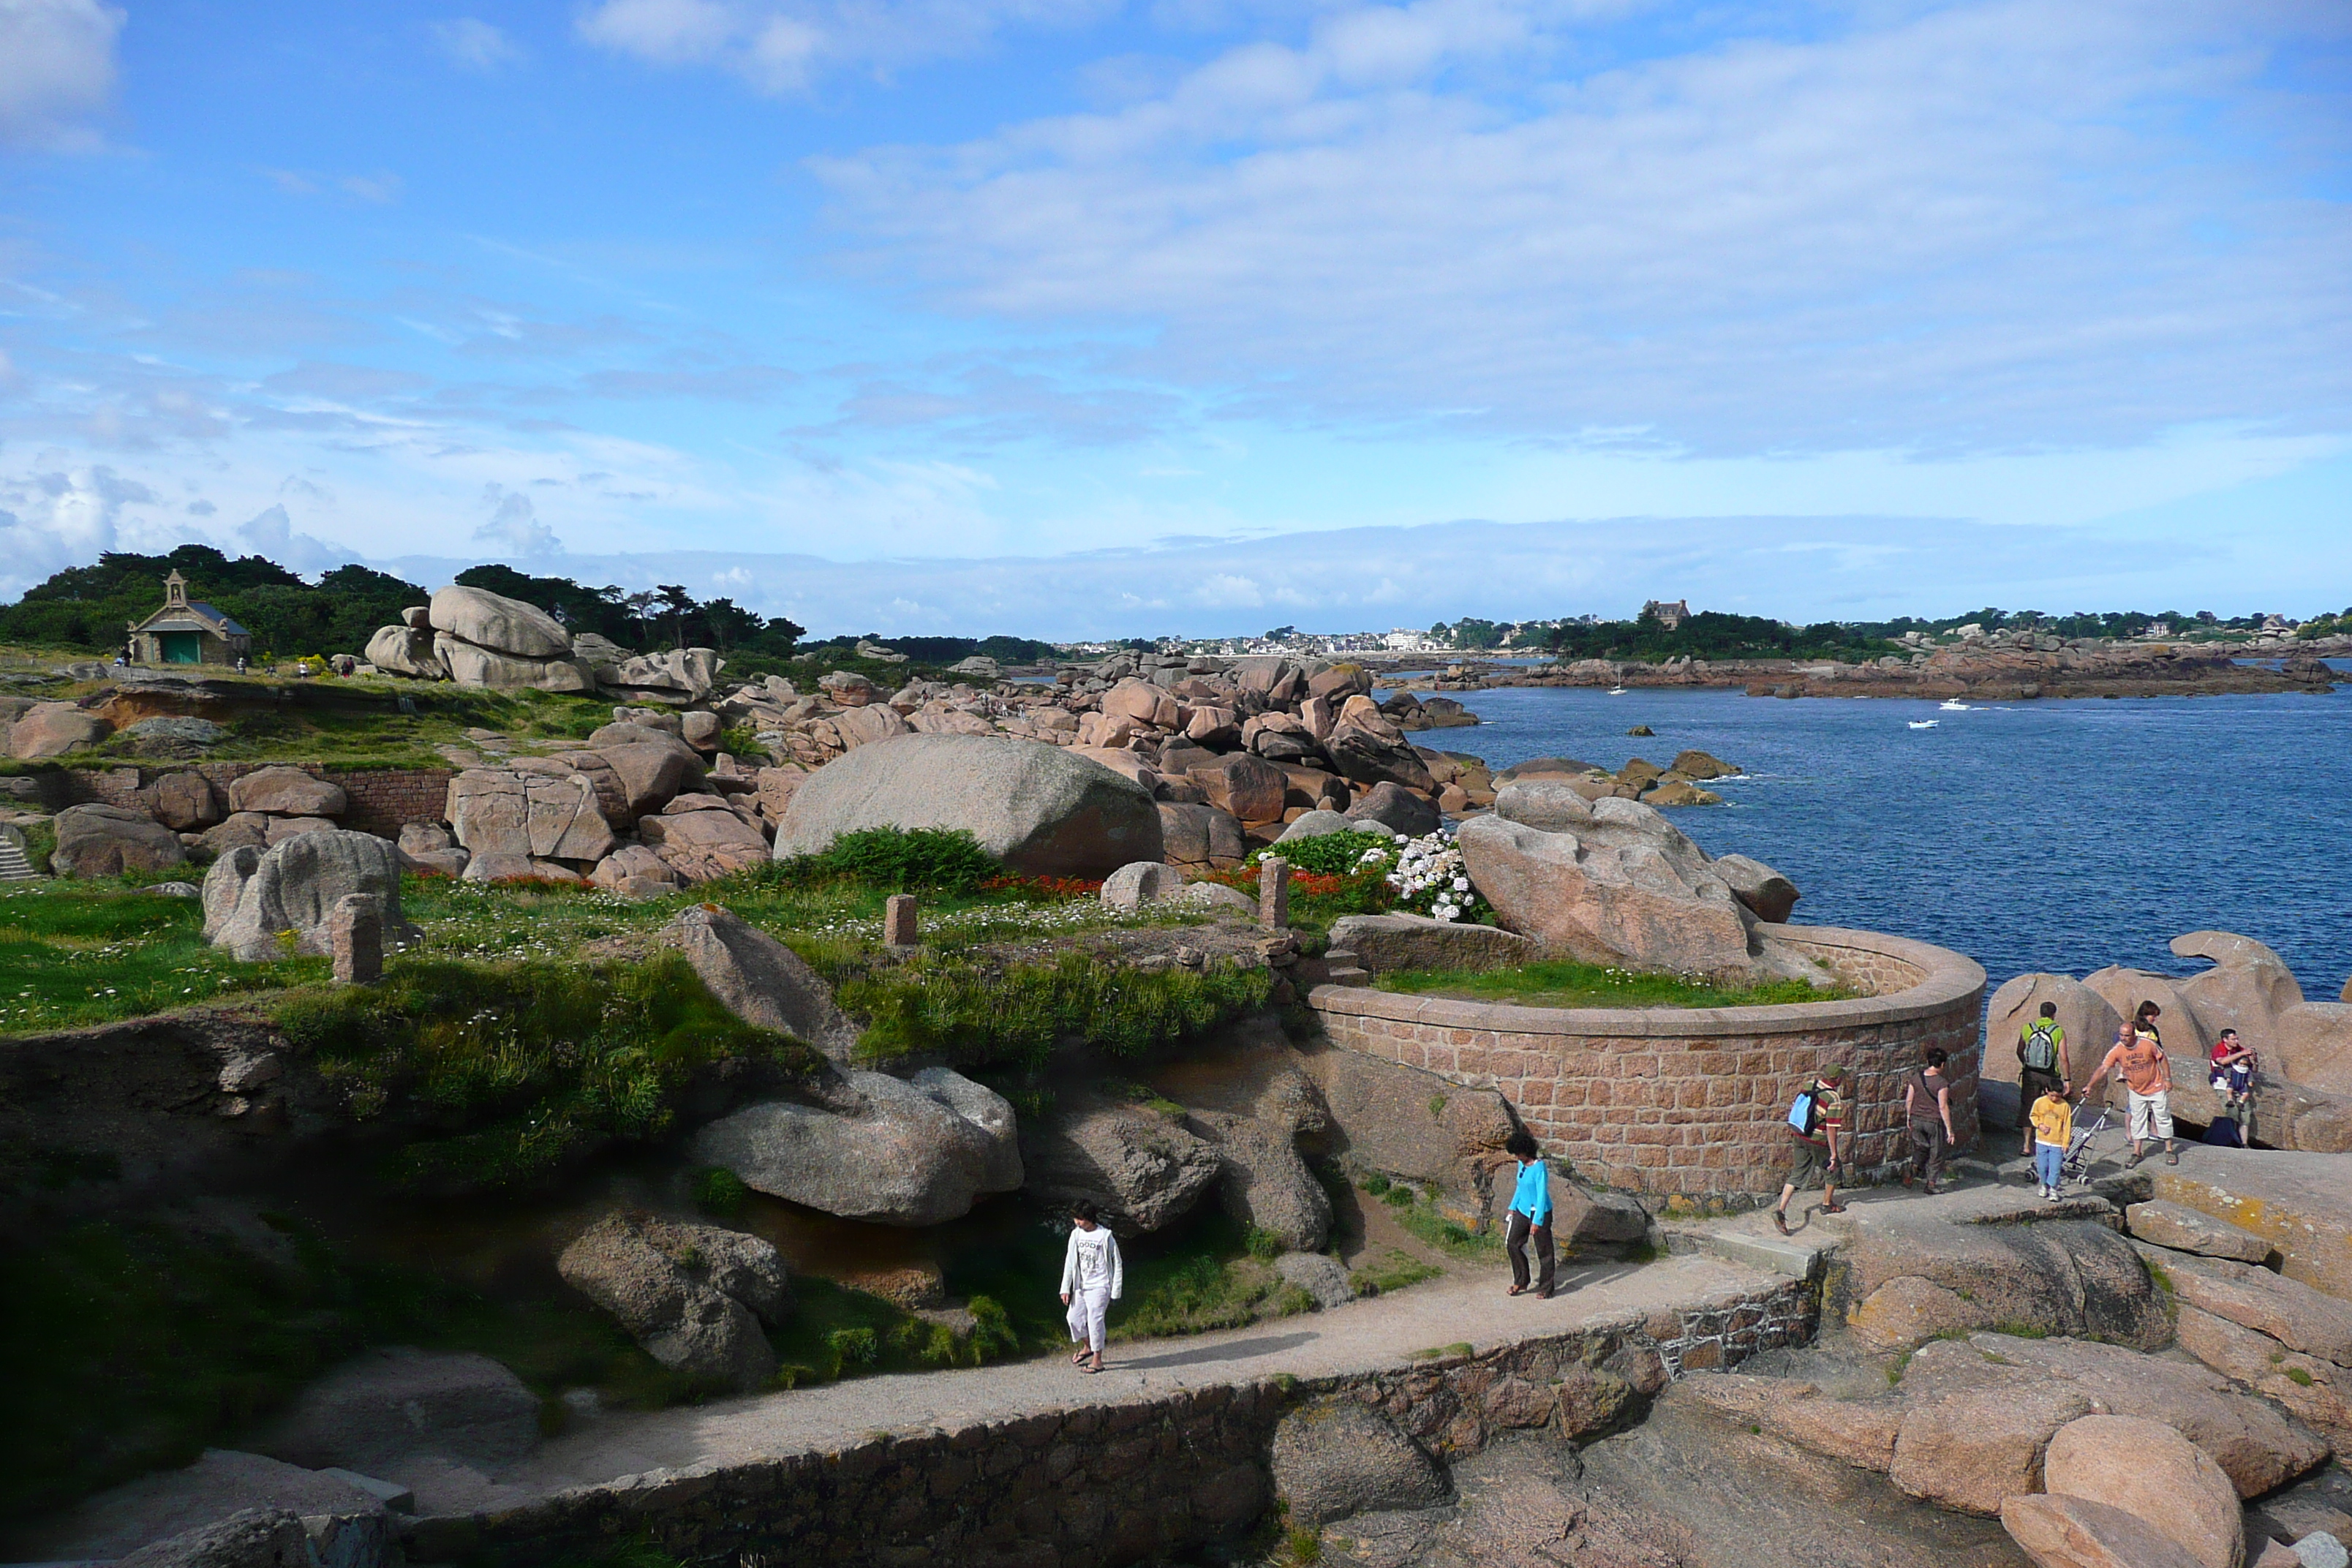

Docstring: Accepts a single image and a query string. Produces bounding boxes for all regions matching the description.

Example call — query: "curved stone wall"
[1308,924,1988,1205]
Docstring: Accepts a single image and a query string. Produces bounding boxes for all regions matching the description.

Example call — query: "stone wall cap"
[1309,924,1983,1038]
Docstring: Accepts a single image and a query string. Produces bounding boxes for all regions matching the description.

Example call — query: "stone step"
[1698,1228,1826,1281]
[0,840,42,881]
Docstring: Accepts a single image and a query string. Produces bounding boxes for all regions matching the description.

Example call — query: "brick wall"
[31,764,455,838]
[403,1275,1816,1567]
[1311,926,1986,1205]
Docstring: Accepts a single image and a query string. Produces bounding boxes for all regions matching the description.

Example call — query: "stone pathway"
[470,1251,1774,1513]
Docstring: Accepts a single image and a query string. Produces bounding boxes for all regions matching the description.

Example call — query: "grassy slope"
[1376,957,1854,1009]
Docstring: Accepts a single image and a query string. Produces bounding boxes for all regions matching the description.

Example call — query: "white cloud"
[472,483,563,553]
[811,0,2352,455]
[0,0,122,151]
[238,502,356,574]
[576,0,1118,92]
[430,17,523,71]
[0,462,159,598]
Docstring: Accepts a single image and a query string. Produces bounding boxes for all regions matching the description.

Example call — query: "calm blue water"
[1443,676,2352,1001]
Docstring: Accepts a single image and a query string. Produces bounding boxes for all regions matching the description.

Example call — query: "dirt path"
[459,1251,1774,1514]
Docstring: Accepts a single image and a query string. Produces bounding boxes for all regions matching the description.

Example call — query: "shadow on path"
[1118,1331,1321,1370]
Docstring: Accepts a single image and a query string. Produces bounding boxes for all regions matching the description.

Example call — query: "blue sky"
[2,0,2348,637]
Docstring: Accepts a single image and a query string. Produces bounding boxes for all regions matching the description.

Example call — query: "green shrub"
[1360,1172,1391,1196]
[1252,832,1390,878]
[968,1294,1021,1360]
[693,1166,749,1217]
[274,952,814,1191]
[769,826,1001,894]
[837,949,1273,1071]
[827,1326,880,1366]
[1245,1226,1285,1262]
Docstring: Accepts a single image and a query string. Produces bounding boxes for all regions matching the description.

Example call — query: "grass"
[1376,957,1855,1009]
[834,947,1275,1071]
[1,679,622,772]
[274,951,817,1193]
[1390,1197,1501,1259]
[0,1211,699,1526]
[1350,1248,1443,1297]
[764,1278,1018,1386]
[0,881,327,1034]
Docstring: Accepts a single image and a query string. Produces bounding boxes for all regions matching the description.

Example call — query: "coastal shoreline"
[1360,640,2345,701]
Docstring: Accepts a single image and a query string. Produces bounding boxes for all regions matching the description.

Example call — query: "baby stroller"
[2059,1100,2115,1189]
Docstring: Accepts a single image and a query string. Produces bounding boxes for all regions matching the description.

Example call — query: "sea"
[1434,668,2352,1006]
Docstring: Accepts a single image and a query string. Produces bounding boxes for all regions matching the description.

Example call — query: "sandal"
[1771,1210,1790,1236]
[1820,1202,1847,1215]
[2166,1151,2179,1165]
[1506,1285,1526,1297]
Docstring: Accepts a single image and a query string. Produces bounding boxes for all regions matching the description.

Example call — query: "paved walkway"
[472,1251,1772,1512]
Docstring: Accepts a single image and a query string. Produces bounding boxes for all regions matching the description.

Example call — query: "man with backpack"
[2016,1003,2072,1159]
[1772,1063,1848,1236]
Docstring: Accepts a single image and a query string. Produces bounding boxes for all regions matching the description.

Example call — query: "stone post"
[1258,856,1290,930]
[883,893,919,951]
[327,892,383,984]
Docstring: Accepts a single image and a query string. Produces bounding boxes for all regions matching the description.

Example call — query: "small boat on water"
[1938,699,1971,712]
[1606,685,1629,696]
[1909,720,1940,730]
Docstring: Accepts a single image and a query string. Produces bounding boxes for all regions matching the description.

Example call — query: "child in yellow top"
[2030,1087,2074,1199]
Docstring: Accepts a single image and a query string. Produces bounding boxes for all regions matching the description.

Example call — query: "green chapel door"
[159,632,202,664]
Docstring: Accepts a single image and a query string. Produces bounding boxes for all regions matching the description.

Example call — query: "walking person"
[2029,1080,2074,1199]
[2016,1003,2071,1158]
[2096,1002,2180,1167]
[1903,1048,1957,1194]
[1059,1201,1123,1374]
[1501,1131,1556,1300]
[1772,1063,1849,1236]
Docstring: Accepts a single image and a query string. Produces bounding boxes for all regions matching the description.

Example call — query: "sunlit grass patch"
[1377,958,1852,1009]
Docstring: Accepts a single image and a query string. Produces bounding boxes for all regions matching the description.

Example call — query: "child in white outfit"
[1060,1201,1123,1373]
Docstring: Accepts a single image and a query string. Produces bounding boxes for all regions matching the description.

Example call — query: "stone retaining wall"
[23,763,453,839]
[1310,925,1987,1205]
[404,1275,1816,1567]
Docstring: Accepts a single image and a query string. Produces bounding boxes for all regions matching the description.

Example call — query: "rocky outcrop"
[1019,1090,1223,1233]
[660,904,861,1060]
[1158,802,1247,869]
[1186,1109,1330,1252]
[690,1066,1022,1226]
[149,772,224,832]
[365,622,440,678]
[203,829,420,961]
[635,794,769,882]
[50,802,186,878]
[1711,853,1798,923]
[1345,780,1440,837]
[1308,1049,1518,1228]
[1983,972,2125,1093]
[1839,1215,2170,1353]
[1458,800,1809,981]
[1269,1398,1449,1527]
[431,584,570,658]
[226,766,347,819]
[557,1210,791,1392]
[774,734,1163,878]
[255,1346,539,1474]
[7,700,108,759]
[1326,912,1534,975]
[445,769,614,864]
[2042,1415,2245,1568]
[2125,1200,2277,1264]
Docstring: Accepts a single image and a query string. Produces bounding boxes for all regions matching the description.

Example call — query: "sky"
[1,0,2348,638]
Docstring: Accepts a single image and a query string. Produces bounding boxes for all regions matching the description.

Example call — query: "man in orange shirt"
[2096,1002,2180,1167]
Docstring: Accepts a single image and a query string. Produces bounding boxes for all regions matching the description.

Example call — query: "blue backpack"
[1787,1090,1820,1137]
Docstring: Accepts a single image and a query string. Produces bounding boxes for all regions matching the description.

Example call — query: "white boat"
[1909,720,1939,730]
[1606,685,1629,696]
[1938,699,1971,712]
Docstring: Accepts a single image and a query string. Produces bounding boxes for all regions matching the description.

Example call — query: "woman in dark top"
[1904,1047,1957,1194]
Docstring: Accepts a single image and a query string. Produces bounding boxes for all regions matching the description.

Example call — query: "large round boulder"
[364,623,442,679]
[1983,972,2124,1091]
[660,904,861,1061]
[688,1066,1021,1226]
[1457,803,1758,976]
[9,701,109,759]
[1270,1398,1449,1527]
[1019,1090,1222,1233]
[773,734,1162,878]
[2043,1414,2244,1568]
[50,803,186,878]
[226,766,347,819]
[428,584,572,658]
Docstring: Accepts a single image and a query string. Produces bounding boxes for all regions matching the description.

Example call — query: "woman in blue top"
[1503,1130,1556,1299]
